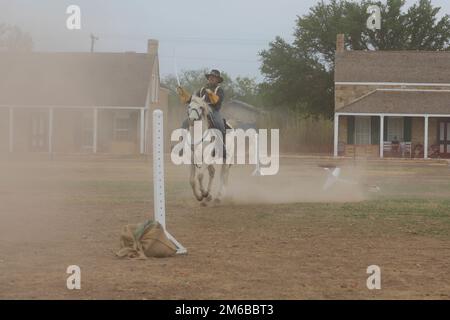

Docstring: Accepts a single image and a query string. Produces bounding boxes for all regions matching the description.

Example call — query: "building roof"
[337,89,450,115]
[224,99,264,114]
[0,52,156,107]
[335,51,450,84]
[221,99,265,127]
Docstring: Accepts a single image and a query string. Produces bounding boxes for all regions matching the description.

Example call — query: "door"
[354,116,371,145]
[438,119,450,158]
[30,111,48,152]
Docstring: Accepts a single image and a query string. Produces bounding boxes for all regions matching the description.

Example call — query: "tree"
[0,24,33,52]
[260,0,450,118]
[233,76,263,106]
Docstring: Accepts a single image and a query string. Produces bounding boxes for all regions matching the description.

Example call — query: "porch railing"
[383,141,412,158]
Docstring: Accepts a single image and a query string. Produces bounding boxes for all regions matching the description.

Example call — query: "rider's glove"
[177,86,192,104]
[204,88,220,105]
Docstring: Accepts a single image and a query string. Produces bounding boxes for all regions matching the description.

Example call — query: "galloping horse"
[186,95,232,204]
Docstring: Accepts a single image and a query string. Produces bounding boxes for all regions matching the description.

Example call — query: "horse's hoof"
[200,201,208,207]
[205,194,213,202]
[214,198,221,205]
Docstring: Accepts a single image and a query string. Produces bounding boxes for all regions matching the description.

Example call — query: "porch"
[0,105,149,155]
[333,89,450,159]
[334,113,450,159]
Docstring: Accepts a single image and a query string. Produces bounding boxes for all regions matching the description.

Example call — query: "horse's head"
[187,95,209,124]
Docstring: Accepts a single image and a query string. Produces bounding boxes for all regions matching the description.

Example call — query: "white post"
[140,108,145,154]
[9,108,13,153]
[379,115,384,158]
[48,108,53,154]
[93,108,98,153]
[153,109,166,229]
[333,113,339,157]
[152,109,186,254]
[144,108,149,154]
[424,116,429,159]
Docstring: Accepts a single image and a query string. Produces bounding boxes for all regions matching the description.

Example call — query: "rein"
[187,99,225,166]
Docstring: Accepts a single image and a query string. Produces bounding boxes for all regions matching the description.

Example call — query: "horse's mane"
[190,95,208,107]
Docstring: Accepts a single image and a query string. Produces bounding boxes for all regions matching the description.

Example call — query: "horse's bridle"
[187,98,223,167]
[187,105,203,122]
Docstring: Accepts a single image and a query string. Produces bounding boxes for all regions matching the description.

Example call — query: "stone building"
[333,34,450,159]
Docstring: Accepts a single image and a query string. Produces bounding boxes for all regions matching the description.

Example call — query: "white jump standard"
[152,109,187,254]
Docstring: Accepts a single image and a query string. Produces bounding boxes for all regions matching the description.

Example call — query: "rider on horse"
[178,69,226,136]
[178,69,228,157]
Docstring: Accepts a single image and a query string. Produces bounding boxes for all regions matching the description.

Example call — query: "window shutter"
[347,116,355,144]
[383,117,388,142]
[371,116,380,145]
[404,117,412,142]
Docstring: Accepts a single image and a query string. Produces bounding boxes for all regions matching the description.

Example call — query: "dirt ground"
[0,155,449,299]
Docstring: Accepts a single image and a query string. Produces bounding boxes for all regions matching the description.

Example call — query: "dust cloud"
[222,159,369,204]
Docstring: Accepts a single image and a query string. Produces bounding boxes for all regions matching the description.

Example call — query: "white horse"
[186,95,232,204]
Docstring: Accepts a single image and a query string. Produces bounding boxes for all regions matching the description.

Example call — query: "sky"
[1,0,450,81]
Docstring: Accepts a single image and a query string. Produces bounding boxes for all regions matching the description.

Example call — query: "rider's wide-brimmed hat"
[205,69,224,83]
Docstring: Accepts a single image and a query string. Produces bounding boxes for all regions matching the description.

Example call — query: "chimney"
[147,39,159,55]
[336,34,345,53]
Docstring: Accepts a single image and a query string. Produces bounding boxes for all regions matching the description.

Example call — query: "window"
[387,117,403,142]
[354,116,371,145]
[114,113,131,141]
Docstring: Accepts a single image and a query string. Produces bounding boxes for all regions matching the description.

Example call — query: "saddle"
[206,115,233,131]
[224,119,233,130]
[205,116,231,160]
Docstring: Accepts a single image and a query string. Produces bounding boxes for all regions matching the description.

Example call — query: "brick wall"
[338,116,348,144]
[411,116,437,147]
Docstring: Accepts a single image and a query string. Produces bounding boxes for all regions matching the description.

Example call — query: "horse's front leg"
[198,171,209,199]
[202,165,215,202]
[190,165,203,201]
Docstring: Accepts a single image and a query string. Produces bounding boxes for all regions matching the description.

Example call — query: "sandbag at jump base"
[115,220,177,259]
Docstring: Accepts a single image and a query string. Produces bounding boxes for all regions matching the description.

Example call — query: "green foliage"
[260,0,450,118]
[233,76,264,106]
[0,24,33,52]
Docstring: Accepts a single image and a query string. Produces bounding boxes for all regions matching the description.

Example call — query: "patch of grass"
[265,199,450,238]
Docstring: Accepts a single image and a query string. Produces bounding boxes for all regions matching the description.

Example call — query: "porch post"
[93,108,98,153]
[9,107,14,153]
[144,108,149,153]
[379,115,384,158]
[140,108,145,154]
[333,113,339,157]
[48,108,53,154]
[424,115,429,159]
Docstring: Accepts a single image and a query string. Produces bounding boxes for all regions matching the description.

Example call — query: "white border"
[336,82,450,87]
